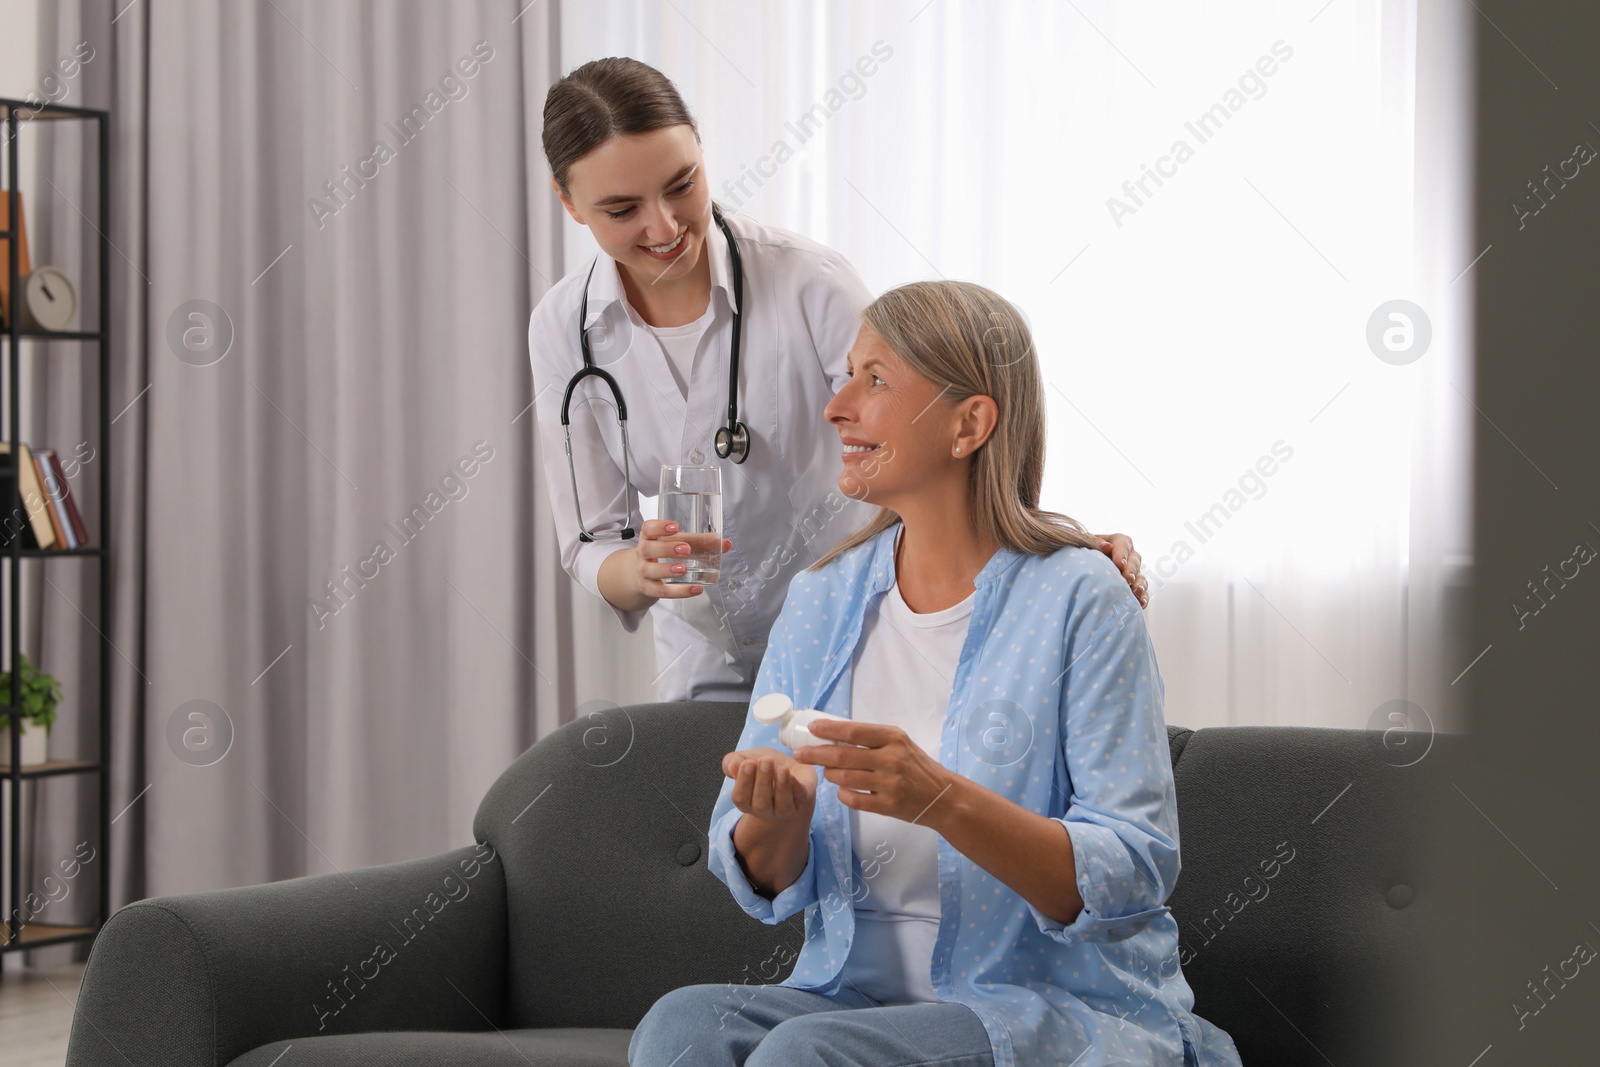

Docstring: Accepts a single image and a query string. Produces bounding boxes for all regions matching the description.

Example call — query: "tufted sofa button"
[1386,884,1414,909]
[676,842,702,867]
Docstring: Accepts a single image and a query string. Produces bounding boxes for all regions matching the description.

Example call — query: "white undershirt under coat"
[644,305,713,403]
[839,527,975,1005]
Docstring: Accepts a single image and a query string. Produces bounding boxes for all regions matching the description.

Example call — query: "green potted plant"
[2,653,62,767]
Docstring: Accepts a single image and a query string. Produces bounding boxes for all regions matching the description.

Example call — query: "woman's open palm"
[724,747,817,823]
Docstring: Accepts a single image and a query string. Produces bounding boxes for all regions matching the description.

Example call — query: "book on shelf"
[0,191,30,328]
[0,441,88,550]
[45,449,88,545]
[35,448,75,548]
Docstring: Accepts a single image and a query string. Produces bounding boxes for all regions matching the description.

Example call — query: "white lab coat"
[528,211,876,702]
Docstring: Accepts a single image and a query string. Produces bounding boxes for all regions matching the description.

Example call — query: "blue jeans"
[629,982,995,1067]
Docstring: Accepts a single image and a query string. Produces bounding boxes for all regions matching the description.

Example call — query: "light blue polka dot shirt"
[707,523,1244,1067]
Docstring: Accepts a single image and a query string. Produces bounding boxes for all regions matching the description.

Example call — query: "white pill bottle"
[752,693,847,751]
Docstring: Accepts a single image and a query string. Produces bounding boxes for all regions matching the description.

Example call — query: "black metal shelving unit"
[0,97,111,971]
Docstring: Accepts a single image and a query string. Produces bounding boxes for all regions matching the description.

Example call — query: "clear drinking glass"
[658,465,723,585]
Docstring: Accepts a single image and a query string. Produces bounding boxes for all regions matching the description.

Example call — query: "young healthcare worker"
[529,58,1150,703]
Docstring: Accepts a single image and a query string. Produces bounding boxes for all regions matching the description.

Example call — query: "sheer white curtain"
[560,0,1473,732]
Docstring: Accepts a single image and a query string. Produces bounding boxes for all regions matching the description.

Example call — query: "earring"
[954,446,962,455]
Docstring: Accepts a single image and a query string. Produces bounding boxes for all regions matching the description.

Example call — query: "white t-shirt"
[838,533,974,1005]
[645,305,713,402]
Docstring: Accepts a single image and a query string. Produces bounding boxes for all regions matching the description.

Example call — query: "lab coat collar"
[581,208,740,330]
[706,208,740,314]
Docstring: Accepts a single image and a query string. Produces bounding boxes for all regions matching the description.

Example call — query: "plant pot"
[5,722,50,767]
[21,722,48,765]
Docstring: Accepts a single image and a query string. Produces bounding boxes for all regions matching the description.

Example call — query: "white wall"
[0,0,43,98]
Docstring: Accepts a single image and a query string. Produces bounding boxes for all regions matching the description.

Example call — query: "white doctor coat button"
[689,449,705,464]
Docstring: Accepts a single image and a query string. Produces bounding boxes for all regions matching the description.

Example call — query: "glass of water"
[658,465,723,585]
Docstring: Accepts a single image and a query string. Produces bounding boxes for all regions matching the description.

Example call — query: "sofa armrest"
[66,842,508,1067]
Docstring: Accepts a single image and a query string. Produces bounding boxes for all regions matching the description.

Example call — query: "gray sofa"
[66,701,1448,1065]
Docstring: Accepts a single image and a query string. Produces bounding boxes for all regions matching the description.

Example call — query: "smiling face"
[824,325,964,505]
[553,124,713,288]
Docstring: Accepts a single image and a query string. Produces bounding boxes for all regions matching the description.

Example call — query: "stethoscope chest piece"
[714,421,750,464]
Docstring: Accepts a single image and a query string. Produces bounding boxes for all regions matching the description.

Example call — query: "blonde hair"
[809,280,1100,572]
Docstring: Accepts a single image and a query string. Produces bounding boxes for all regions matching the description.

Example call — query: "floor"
[0,960,84,1066]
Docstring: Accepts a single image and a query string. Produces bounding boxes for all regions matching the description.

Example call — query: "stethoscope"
[560,205,749,544]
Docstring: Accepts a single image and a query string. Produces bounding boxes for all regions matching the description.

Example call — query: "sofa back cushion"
[476,699,1446,1060]
[1166,724,1449,1066]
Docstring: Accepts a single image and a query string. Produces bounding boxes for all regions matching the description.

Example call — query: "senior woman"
[629,281,1242,1066]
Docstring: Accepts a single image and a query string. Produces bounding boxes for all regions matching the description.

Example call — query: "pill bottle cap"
[752,692,794,725]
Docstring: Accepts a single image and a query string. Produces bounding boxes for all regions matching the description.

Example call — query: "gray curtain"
[18,0,659,965]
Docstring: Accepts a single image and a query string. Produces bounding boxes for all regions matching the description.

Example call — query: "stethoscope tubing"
[559,205,747,543]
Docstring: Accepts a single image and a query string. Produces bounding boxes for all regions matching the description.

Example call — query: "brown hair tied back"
[542,57,699,192]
